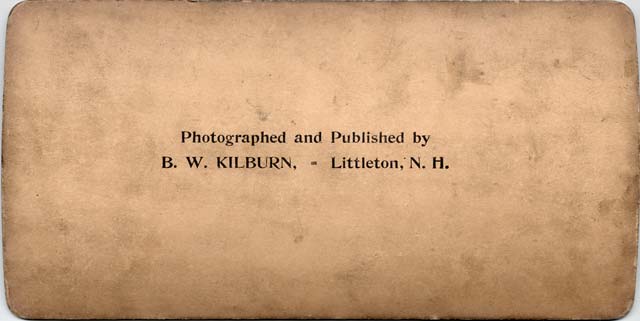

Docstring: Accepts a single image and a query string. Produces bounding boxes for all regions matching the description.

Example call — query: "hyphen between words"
[181,130,431,147]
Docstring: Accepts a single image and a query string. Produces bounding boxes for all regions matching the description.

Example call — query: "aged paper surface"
[2,0,639,319]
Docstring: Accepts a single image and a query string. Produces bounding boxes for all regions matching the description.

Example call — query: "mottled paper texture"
[2,0,639,319]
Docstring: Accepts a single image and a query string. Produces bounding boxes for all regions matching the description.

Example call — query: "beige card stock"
[2,0,639,319]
